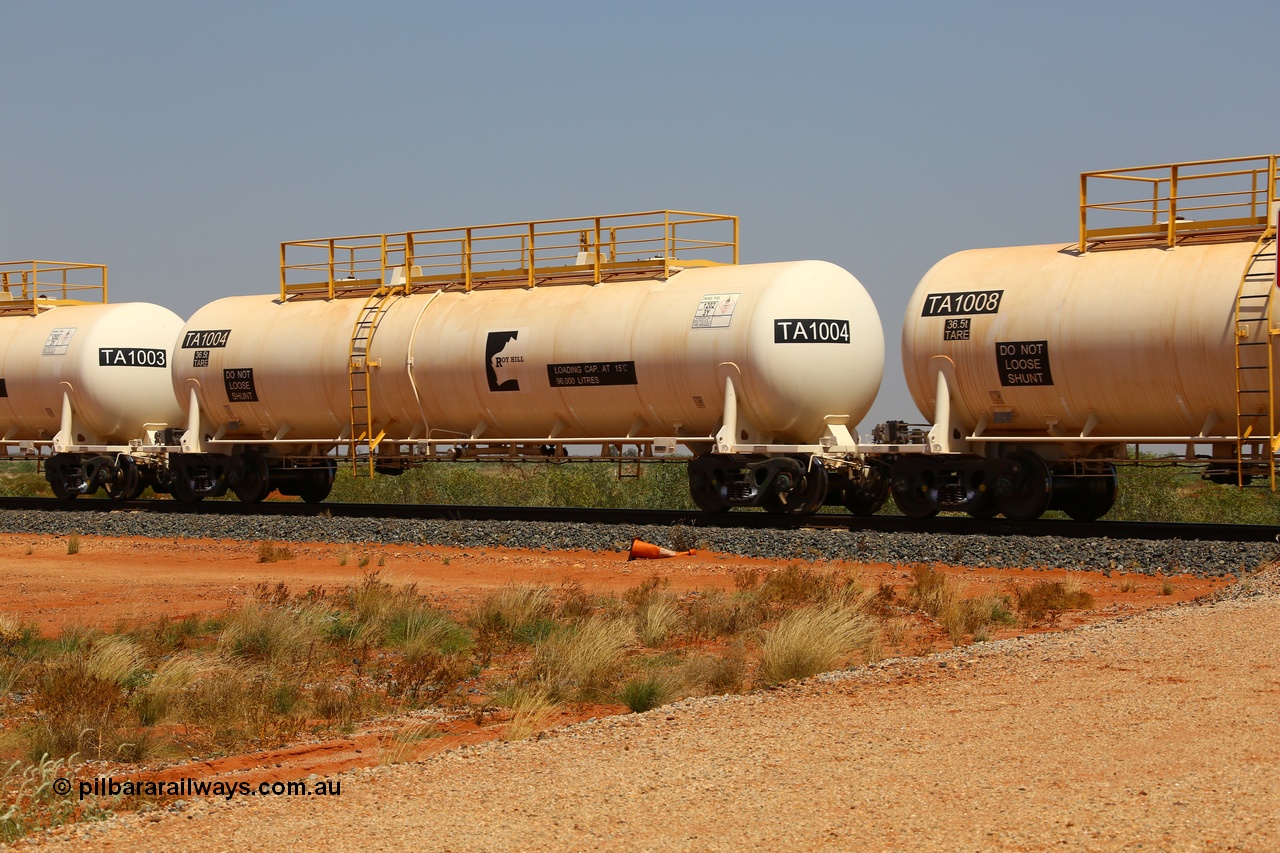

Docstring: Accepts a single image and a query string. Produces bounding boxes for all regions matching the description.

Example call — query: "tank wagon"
[168,211,888,511]
[0,261,185,499]
[895,155,1280,520]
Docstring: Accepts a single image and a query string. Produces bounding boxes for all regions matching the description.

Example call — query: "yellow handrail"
[0,260,108,314]
[1079,155,1280,252]
[280,210,738,300]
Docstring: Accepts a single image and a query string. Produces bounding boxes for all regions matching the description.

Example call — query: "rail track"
[0,497,1275,543]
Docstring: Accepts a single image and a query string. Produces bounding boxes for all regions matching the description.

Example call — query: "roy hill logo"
[485,331,523,392]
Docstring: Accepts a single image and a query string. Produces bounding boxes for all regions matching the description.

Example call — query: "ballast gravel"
[0,509,1272,576]
[31,572,1280,851]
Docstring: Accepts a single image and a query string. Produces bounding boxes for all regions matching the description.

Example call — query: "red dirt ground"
[0,532,1233,791]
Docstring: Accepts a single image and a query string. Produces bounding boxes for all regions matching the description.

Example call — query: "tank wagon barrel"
[24,158,1270,522]
[894,154,1280,521]
[168,211,889,511]
[0,260,185,499]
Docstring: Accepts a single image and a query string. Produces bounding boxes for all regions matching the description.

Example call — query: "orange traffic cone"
[628,538,697,561]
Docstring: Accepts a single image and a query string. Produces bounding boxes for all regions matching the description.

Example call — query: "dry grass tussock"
[678,648,747,695]
[217,600,327,666]
[758,601,877,685]
[21,636,149,762]
[131,653,217,727]
[907,565,1015,643]
[375,720,439,766]
[529,616,635,701]
[1014,577,1096,626]
[0,613,27,650]
[499,685,559,741]
[2,754,110,844]
[636,597,682,647]
[256,541,295,563]
[471,583,557,651]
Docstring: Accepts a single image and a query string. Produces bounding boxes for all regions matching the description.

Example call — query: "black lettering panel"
[222,367,259,402]
[182,329,231,349]
[996,340,1053,386]
[943,318,971,341]
[98,348,168,368]
[921,290,1004,317]
[773,319,851,343]
[0,378,6,398]
[546,361,638,387]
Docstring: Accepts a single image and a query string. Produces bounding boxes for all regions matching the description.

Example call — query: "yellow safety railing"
[1079,155,1280,252]
[280,210,738,300]
[0,260,108,315]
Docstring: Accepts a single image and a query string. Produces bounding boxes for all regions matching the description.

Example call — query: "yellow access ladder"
[1233,225,1279,488]
[347,286,399,476]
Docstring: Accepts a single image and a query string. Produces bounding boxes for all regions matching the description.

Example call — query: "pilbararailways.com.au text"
[75,776,342,801]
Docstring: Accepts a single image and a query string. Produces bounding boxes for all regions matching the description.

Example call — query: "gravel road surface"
[28,578,1280,852]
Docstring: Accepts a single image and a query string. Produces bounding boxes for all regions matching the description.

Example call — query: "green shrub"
[619,676,668,713]
[28,655,134,761]
[326,460,696,510]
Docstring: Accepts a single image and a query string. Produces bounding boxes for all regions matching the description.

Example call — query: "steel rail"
[0,498,1275,543]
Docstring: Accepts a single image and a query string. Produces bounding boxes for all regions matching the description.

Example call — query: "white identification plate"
[692,293,740,329]
[42,328,77,356]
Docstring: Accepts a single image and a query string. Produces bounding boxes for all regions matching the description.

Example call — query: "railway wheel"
[106,456,143,501]
[233,450,271,504]
[45,453,83,501]
[962,471,998,517]
[762,463,828,516]
[841,470,889,516]
[889,458,939,519]
[1056,466,1118,522]
[688,456,729,513]
[297,460,336,504]
[169,473,204,503]
[993,451,1052,521]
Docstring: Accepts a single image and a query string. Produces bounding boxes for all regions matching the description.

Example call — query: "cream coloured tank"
[902,241,1259,439]
[0,303,185,443]
[173,260,883,447]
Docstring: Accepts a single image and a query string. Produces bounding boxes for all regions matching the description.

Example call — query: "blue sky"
[4,1,1278,429]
